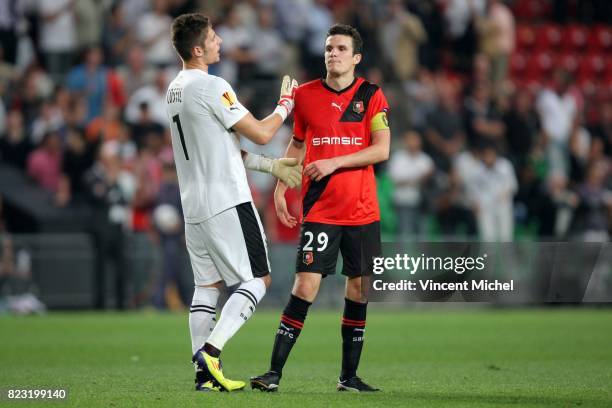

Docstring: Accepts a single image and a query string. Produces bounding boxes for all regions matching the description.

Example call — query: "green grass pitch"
[1,308,611,407]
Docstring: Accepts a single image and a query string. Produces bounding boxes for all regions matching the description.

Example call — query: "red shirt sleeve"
[366,88,390,124]
[292,88,306,142]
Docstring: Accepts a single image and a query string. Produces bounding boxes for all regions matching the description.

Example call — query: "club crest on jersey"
[352,101,364,114]
[303,251,314,266]
[221,91,238,110]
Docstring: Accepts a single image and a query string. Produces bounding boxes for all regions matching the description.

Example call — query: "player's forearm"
[334,143,389,169]
[234,112,284,145]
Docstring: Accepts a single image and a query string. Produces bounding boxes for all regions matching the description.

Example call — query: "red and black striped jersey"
[293,77,389,225]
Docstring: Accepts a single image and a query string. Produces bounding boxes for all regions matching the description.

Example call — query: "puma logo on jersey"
[312,136,363,146]
[331,102,343,112]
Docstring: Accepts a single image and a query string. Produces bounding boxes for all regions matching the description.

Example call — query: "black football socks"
[269,294,312,375]
[340,298,368,380]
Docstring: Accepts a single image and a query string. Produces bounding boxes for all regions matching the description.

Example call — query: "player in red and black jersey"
[251,24,390,393]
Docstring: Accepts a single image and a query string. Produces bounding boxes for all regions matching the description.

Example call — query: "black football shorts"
[294,221,381,277]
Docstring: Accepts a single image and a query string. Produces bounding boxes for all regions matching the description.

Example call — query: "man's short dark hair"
[326,24,363,55]
[171,13,210,61]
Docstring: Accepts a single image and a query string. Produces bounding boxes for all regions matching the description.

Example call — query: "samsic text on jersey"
[293,77,390,225]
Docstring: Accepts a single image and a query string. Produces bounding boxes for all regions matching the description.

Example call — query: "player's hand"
[277,75,299,117]
[304,159,339,182]
[274,189,298,228]
[270,158,302,188]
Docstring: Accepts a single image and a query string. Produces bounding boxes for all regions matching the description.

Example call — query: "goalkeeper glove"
[274,75,298,121]
[243,153,302,188]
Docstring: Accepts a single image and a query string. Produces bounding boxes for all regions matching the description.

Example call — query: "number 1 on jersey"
[172,114,189,160]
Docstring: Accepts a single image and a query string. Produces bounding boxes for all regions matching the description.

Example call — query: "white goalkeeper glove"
[243,153,302,188]
[273,75,298,121]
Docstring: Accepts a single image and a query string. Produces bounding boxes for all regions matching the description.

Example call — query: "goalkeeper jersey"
[293,77,390,225]
[165,69,252,224]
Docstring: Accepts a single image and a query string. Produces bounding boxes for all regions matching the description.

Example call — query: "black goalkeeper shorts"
[294,221,381,277]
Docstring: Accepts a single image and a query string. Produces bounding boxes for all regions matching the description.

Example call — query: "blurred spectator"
[302,0,334,79]
[251,7,286,80]
[570,162,612,241]
[62,94,88,130]
[589,101,612,157]
[30,98,64,144]
[463,81,505,149]
[404,68,438,130]
[0,109,31,169]
[125,70,169,128]
[84,141,134,309]
[131,132,164,232]
[61,127,96,202]
[151,158,190,309]
[425,79,465,172]
[86,100,123,143]
[275,0,309,43]
[115,124,138,169]
[129,102,165,149]
[537,171,579,238]
[234,0,259,32]
[26,130,63,193]
[477,0,515,87]
[116,46,156,97]
[445,0,486,72]
[65,47,109,123]
[408,0,444,71]
[466,143,517,241]
[37,0,77,82]
[348,0,381,72]
[535,69,577,176]
[434,166,477,237]
[135,0,175,68]
[0,235,45,315]
[389,130,434,237]
[504,88,540,173]
[380,0,426,82]
[73,0,105,52]
[120,0,151,28]
[167,0,199,19]
[102,2,133,68]
[17,66,54,127]
[0,0,24,65]
[568,114,593,184]
[216,6,256,85]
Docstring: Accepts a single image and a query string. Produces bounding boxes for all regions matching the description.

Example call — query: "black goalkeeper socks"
[340,298,368,380]
[269,294,311,375]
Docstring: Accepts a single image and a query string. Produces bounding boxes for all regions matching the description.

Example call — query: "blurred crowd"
[0,0,611,309]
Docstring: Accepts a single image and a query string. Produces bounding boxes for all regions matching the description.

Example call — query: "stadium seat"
[524,50,555,82]
[561,24,588,51]
[556,52,580,76]
[587,25,612,52]
[535,23,562,51]
[577,53,606,83]
[512,0,551,21]
[510,52,528,78]
[516,24,536,50]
